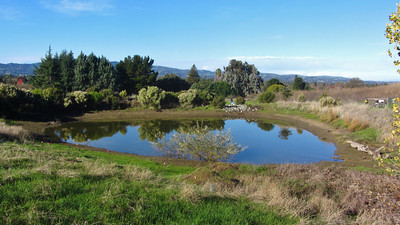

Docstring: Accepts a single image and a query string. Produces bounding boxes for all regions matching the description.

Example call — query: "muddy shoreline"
[20,109,377,169]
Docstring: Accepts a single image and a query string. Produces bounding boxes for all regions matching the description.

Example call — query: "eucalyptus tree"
[222,59,263,96]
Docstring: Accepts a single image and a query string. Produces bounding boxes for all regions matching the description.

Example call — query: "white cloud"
[224,55,399,81]
[0,6,22,20]
[41,0,113,15]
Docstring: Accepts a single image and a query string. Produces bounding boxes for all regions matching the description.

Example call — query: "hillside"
[0,62,386,85]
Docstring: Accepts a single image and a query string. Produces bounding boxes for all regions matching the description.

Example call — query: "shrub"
[42,87,63,105]
[88,91,105,109]
[119,90,128,98]
[64,91,89,109]
[319,95,339,107]
[267,84,284,93]
[211,96,226,109]
[258,91,275,103]
[178,89,197,108]
[195,89,213,106]
[297,93,306,102]
[162,92,180,109]
[236,96,245,105]
[138,86,166,111]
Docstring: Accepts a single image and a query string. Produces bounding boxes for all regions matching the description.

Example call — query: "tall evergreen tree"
[59,50,75,92]
[116,55,158,94]
[87,53,100,88]
[33,47,61,89]
[292,75,307,90]
[97,56,117,90]
[73,52,89,91]
[187,64,200,84]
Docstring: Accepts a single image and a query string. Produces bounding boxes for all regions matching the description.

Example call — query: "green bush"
[236,96,245,105]
[42,87,63,105]
[178,89,197,108]
[64,91,89,109]
[319,95,339,107]
[119,90,128,98]
[88,91,105,109]
[267,84,284,93]
[211,96,226,108]
[162,92,180,109]
[138,86,166,110]
[297,93,306,102]
[195,89,213,106]
[258,91,275,103]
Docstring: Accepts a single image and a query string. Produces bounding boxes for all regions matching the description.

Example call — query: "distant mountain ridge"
[0,62,387,85]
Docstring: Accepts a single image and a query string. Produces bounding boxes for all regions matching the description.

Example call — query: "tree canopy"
[187,64,200,85]
[292,75,307,90]
[115,55,158,94]
[221,59,263,96]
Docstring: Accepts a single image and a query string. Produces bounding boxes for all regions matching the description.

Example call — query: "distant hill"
[0,62,387,85]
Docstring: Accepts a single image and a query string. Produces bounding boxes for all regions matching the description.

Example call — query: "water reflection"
[46,119,341,164]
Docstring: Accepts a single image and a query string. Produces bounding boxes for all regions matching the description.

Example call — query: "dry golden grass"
[293,83,400,102]
[0,122,30,141]
[275,100,393,141]
[186,163,400,224]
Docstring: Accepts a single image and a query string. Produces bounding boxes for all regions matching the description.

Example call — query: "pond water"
[46,119,341,164]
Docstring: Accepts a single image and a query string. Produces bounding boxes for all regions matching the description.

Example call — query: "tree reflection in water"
[153,123,246,162]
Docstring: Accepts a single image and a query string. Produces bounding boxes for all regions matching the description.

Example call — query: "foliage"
[211,96,226,109]
[267,84,284,93]
[319,95,339,107]
[281,87,293,100]
[119,90,128,98]
[42,87,63,106]
[115,55,158,94]
[236,96,245,105]
[297,93,306,102]
[380,99,400,175]
[161,92,180,109]
[64,91,89,108]
[345,77,365,88]
[138,86,166,110]
[32,47,61,89]
[292,75,307,90]
[88,91,105,108]
[178,89,198,108]
[258,91,275,103]
[264,78,283,91]
[386,3,400,72]
[195,89,213,106]
[153,123,246,161]
[187,64,200,85]
[156,73,190,92]
[222,59,263,96]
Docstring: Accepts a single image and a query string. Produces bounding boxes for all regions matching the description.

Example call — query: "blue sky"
[0,0,399,81]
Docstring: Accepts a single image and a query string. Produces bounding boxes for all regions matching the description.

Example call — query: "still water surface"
[46,119,341,164]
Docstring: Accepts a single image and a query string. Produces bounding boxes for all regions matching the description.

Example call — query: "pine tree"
[32,46,61,89]
[187,64,200,85]
[59,50,75,92]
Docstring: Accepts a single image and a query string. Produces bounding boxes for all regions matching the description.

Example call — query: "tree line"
[32,47,157,95]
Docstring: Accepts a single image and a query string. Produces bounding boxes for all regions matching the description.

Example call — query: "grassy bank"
[1,140,400,224]
[0,141,296,224]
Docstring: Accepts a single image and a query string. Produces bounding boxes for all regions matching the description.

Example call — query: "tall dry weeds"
[184,164,400,224]
[275,100,393,141]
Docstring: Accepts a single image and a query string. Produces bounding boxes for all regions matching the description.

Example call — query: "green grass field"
[0,141,297,224]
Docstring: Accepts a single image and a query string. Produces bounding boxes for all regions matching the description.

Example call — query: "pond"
[46,119,341,164]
